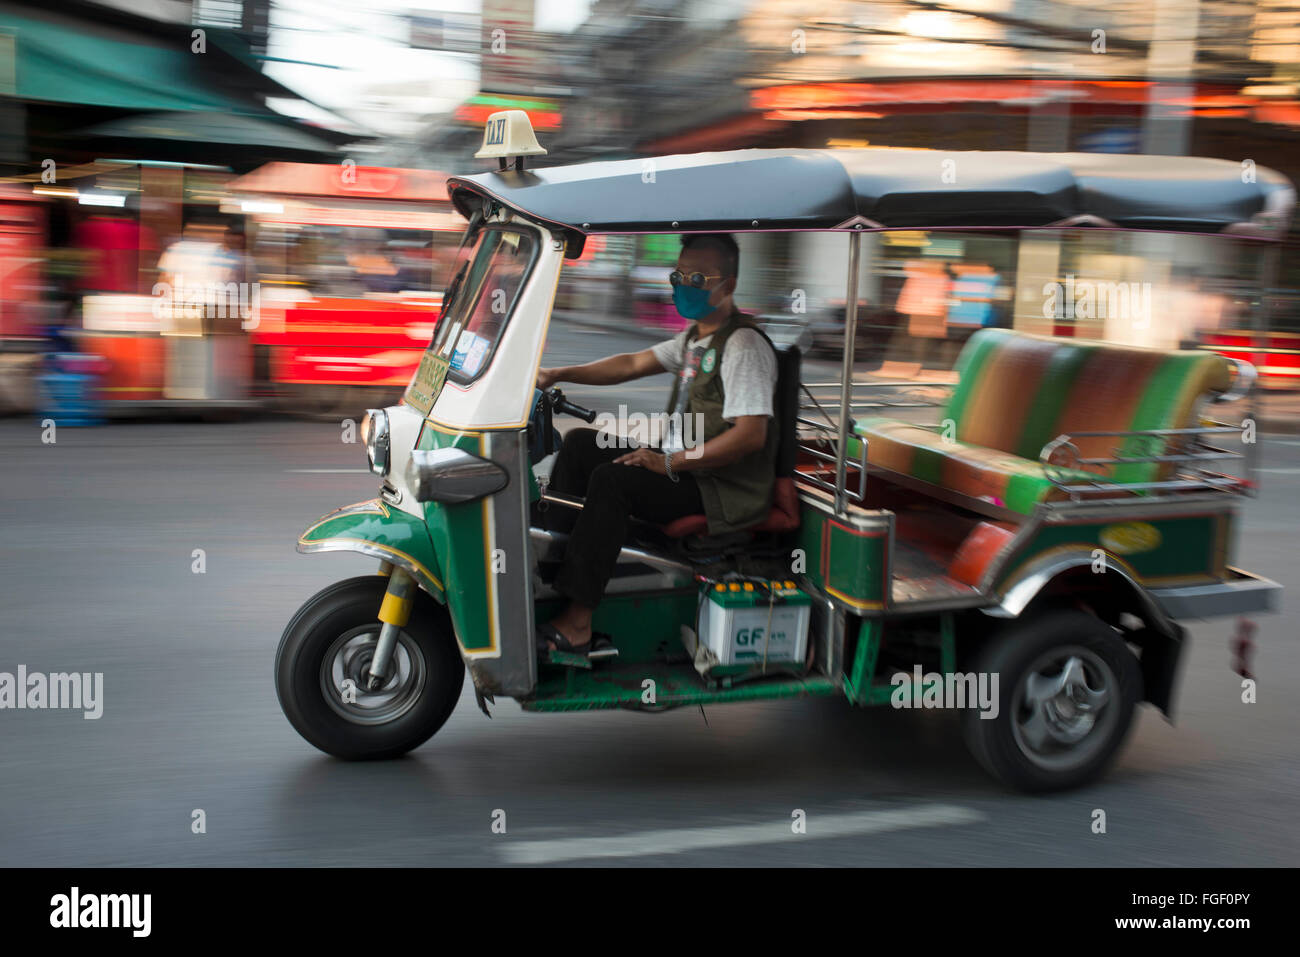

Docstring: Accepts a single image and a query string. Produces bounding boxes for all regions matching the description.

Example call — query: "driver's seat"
[659,344,801,540]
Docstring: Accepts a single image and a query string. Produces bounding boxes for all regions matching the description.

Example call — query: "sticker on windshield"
[450,329,478,371]
[450,329,493,378]
[461,335,490,377]
[404,352,450,416]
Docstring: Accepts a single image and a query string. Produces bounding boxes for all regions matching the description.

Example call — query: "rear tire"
[275,576,464,759]
[962,609,1142,793]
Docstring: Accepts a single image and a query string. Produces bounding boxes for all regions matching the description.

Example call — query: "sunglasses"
[668,270,724,289]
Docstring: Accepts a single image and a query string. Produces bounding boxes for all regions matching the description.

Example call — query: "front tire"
[962,609,1142,793]
[275,576,465,759]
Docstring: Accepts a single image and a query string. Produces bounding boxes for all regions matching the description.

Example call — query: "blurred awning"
[229,162,451,201]
[1,10,264,114]
[78,112,340,157]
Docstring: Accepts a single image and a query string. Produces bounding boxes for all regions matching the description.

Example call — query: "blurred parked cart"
[224,163,463,417]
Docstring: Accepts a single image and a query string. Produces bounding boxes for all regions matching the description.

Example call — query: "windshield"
[426,224,538,384]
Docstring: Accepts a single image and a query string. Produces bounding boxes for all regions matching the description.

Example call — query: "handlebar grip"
[546,387,597,423]
[556,398,597,423]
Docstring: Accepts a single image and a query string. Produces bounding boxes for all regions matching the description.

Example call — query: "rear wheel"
[962,609,1142,792]
[275,576,464,759]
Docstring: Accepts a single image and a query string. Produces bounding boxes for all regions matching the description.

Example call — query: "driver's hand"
[614,447,666,474]
[536,368,559,390]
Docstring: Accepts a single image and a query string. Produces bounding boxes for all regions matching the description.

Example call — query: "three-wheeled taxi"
[275,111,1294,791]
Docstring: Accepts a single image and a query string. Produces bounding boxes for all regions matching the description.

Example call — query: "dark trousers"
[546,428,703,608]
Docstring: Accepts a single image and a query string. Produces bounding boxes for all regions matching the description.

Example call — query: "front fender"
[297,499,446,602]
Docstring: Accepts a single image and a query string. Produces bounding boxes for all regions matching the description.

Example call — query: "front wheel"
[275,576,465,759]
[962,609,1143,793]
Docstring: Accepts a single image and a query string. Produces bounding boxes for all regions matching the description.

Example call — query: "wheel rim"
[1010,645,1118,772]
[320,625,427,726]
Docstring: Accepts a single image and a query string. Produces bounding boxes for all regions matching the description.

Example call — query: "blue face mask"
[672,284,719,320]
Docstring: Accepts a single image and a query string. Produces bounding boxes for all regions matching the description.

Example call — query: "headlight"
[361,408,390,476]
[406,448,508,504]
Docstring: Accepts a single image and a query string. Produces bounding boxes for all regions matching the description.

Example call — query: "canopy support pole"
[835,230,862,516]
[1247,242,1280,491]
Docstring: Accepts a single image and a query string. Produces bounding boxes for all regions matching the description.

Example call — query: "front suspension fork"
[367,565,416,690]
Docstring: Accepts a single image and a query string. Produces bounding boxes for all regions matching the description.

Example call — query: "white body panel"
[383,402,427,518]
[425,217,563,432]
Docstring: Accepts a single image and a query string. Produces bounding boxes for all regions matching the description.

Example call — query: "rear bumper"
[1149,568,1281,621]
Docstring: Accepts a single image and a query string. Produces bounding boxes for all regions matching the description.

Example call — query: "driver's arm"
[538,348,664,389]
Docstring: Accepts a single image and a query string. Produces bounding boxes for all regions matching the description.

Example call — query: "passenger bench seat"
[853,329,1232,515]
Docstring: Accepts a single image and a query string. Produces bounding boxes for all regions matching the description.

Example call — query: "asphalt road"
[1,321,1297,866]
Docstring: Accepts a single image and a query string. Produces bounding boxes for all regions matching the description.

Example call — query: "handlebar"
[546,387,597,423]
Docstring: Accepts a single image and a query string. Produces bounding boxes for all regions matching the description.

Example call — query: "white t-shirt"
[651,326,777,421]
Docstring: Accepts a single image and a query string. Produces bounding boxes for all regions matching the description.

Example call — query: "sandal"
[536,622,585,654]
[535,623,618,659]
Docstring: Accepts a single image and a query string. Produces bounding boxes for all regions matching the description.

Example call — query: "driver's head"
[673,233,739,319]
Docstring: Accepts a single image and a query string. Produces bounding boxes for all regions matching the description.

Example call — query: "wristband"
[664,450,680,483]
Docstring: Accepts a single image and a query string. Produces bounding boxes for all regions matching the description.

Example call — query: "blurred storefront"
[0,0,367,414]
[224,162,462,414]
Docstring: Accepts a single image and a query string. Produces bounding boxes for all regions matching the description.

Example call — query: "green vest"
[665,312,778,535]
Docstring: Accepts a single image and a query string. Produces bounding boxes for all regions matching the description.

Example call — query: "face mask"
[672,284,719,320]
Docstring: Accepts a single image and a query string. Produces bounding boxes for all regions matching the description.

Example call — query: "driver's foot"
[543,618,592,650]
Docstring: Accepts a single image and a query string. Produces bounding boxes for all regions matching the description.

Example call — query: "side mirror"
[406,448,508,504]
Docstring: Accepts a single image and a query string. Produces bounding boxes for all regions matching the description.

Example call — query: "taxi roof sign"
[475,109,548,161]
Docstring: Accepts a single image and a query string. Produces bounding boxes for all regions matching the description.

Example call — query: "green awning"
[0,10,266,114]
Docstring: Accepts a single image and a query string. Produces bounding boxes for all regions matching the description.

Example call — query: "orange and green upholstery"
[854,329,1232,515]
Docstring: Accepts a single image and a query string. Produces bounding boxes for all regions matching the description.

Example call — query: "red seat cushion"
[754,477,799,532]
[661,514,710,538]
[661,478,798,538]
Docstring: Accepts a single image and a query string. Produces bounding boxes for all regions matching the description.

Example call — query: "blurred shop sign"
[83,295,162,333]
[1078,128,1140,154]
[454,93,561,131]
[481,0,542,93]
[407,13,481,54]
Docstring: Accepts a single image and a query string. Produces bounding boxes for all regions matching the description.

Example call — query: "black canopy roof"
[446,149,1295,238]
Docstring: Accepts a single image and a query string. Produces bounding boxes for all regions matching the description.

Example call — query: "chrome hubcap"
[321,626,426,725]
[1012,647,1116,771]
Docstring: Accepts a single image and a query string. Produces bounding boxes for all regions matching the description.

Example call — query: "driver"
[535,233,778,655]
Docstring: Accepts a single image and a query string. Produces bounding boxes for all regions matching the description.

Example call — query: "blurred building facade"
[393,0,1300,373]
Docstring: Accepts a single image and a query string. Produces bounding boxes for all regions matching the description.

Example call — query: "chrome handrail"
[1213,357,1258,404]
[1039,423,1250,500]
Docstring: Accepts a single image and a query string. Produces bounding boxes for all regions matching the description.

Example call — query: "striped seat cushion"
[856,329,1232,514]
[852,418,1100,514]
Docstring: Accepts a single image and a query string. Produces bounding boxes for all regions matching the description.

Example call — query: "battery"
[697,580,811,668]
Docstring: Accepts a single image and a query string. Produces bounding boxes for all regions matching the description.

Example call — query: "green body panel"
[523,661,837,711]
[298,500,445,600]
[529,587,828,710]
[844,618,883,703]
[797,501,888,612]
[416,425,498,651]
[996,513,1226,586]
[846,615,956,706]
[535,589,698,665]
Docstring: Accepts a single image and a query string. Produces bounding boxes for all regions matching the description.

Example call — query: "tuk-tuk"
[275,110,1294,792]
